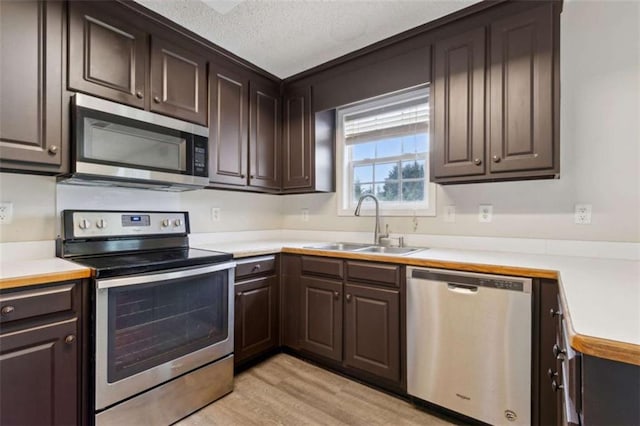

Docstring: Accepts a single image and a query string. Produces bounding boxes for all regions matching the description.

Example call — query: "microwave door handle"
[96,261,236,290]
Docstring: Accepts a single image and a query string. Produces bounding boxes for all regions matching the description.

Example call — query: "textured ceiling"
[134,0,479,78]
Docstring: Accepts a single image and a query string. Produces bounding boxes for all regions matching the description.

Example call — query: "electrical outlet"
[478,204,493,223]
[444,205,456,223]
[301,208,309,222]
[0,202,13,224]
[211,207,221,222]
[574,204,592,224]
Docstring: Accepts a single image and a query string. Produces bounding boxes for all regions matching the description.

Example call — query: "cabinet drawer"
[346,261,400,288]
[301,256,344,280]
[0,282,76,324]
[235,256,276,281]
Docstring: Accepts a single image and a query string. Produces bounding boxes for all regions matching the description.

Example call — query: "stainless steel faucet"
[354,194,387,244]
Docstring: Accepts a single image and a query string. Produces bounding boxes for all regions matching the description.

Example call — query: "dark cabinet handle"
[240,174,245,179]
[1,305,15,315]
[251,264,262,272]
[492,155,501,163]
[473,158,482,166]
[547,368,558,379]
[304,176,309,180]
[553,343,566,361]
[550,308,562,318]
[136,91,144,99]
[64,335,75,344]
[346,294,352,302]
[551,380,563,392]
[47,145,58,155]
[153,96,161,103]
[333,291,339,300]
[250,175,255,179]
[236,291,242,297]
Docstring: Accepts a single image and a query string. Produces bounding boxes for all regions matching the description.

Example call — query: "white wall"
[0,0,637,243]
[281,0,640,243]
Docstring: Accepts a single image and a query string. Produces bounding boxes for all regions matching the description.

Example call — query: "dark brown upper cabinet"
[209,64,250,187]
[282,85,313,191]
[68,1,147,109]
[431,2,560,184]
[69,2,208,125]
[249,80,281,190]
[150,37,208,125]
[0,0,66,173]
[489,4,556,174]
[432,27,486,180]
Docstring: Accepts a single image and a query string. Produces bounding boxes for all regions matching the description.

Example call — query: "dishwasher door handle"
[447,283,479,293]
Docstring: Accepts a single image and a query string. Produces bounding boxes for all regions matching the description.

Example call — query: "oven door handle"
[96,261,236,289]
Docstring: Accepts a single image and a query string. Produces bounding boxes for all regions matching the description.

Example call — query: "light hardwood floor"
[177,354,454,425]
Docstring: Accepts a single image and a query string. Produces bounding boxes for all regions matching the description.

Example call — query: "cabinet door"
[432,27,486,179]
[489,4,555,173]
[249,79,281,190]
[68,1,147,108]
[344,283,400,383]
[209,64,249,186]
[300,276,342,362]
[282,85,313,191]
[234,276,279,365]
[0,318,78,425]
[0,0,64,171]
[150,36,208,125]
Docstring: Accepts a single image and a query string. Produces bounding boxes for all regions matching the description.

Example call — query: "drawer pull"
[1,305,15,315]
[547,368,558,379]
[551,379,564,392]
[252,264,262,272]
[333,291,340,300]
[64,335,75,345]
[550,308,562,318]
[346,293,352,302]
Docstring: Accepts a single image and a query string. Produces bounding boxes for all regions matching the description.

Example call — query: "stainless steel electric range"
[57,210,235,425]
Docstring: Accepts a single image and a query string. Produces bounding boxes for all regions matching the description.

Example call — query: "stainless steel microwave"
[58,94,209,191]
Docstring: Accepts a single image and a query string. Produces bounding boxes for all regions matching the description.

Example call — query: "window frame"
[336,86,436,217]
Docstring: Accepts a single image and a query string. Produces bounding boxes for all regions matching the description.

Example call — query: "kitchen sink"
[304,242,424,256]
[305,242,372,251]
[356,246,423,255]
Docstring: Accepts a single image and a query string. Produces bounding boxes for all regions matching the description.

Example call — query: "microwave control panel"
[69,211,188,238]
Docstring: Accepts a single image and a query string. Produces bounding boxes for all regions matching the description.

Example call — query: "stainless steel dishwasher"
[407,267,532,425]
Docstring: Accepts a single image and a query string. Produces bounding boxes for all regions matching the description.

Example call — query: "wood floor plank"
[177,354,454,426]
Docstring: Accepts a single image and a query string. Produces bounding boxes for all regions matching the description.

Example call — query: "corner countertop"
[0,258,91,290]
[194,239,640,366]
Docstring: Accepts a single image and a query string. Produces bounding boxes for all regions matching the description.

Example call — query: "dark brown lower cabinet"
[299,276,343,362]
[234,276,279,365]
[344,283,400,382]
[0,281,83,426]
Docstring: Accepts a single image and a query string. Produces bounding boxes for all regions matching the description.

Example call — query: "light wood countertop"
[0,258,91,290]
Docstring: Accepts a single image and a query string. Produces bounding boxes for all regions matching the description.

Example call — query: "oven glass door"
[95,262,235,410]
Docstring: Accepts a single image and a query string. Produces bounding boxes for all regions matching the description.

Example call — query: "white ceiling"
[134,0,479,79]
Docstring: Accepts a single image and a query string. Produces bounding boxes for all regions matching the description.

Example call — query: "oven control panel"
[70,211,187,238]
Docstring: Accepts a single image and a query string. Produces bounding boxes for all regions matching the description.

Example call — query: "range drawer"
[301,256,344,280]
[235,255,277,281]
[0,282,76,324]
[346,261,400,288]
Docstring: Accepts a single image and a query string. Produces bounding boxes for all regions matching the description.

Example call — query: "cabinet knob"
[553,343,566,361]
[346,294,352,302]
[47,145,58,155]
[547,368,558,379]
[304,176,309,180]
[550,308,562,318]
[136,91,144,99]
[551,380,563,392]
[250,175,255,179]
[251,264,262,272]
[473,158,482,166]
[240,174,245,179]
[153,96,161,103]
[236,291,242,297]
[64,335,75,344]
[333,291,339,300]
[492,155,501,163]
[1,305,15,315]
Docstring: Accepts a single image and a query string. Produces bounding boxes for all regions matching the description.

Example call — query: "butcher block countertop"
[0,258,91,290]
[194,240,640,367]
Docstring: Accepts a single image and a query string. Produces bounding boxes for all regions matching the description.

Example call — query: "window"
[336,86,435,216]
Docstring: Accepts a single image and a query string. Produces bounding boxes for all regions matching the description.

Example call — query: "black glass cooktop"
[70,248,233,278]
